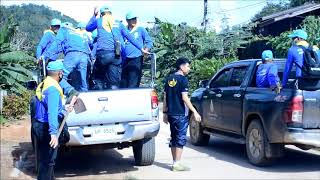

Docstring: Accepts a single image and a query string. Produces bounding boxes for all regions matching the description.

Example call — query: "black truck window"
[230,66,248,87]
[210,68,231,88]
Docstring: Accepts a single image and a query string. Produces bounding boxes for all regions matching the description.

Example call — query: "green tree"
[252,2,288,20]
[0,16,17,53]
[268,16,320,57]
[0,15,35,94]
[290,0,320,7]
[0,4,78,55]
[149,17,252,96]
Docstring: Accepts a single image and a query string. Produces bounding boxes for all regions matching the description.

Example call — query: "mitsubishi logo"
[100,105,108,113]
[99,102,109,113]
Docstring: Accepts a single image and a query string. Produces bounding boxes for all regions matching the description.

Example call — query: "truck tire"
[133,137,155,166]
[189,113,210,146]
[246,120,274,166]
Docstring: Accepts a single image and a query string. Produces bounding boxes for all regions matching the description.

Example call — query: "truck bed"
[66,88,155,127]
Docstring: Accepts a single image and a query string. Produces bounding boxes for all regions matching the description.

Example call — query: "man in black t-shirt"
[163,57,201,171]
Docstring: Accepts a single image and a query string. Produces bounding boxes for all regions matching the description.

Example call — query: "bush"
[0,115,8,125]
[2,91,33,120]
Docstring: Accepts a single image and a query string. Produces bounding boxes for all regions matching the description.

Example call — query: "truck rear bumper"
[66,120,160,146]
[284,128,320,147]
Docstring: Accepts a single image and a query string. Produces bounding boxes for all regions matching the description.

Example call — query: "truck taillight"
[151,90,158,109]
[285,95,303,124]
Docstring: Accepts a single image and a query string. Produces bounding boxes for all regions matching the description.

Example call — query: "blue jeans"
[168,115,189,148]
[63,51,89,92]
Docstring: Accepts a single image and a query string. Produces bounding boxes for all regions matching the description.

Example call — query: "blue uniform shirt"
[124,26,152,58]
[35,86,64,135]
[86,15,143,52]
[36,30,55,59]
[256,63,280,88]
[282,44,305,87]
[44,27,92,60]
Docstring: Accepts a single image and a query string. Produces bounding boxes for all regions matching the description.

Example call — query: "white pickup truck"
[66,88,159,165]
[30,54,160,166]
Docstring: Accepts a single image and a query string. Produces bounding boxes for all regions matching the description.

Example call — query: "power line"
[212,1,267,14]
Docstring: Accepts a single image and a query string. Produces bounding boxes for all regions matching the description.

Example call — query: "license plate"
[93,126,117,137]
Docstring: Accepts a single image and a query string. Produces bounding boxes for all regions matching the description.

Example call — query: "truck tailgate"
[303,89,320,129]
[66,89,153,126]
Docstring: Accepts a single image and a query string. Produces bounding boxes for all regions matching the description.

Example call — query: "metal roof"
[258,3,320,26]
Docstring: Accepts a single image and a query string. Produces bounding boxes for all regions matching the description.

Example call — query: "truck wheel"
[133,137,155,166]
[246,120,274,166]
[189,113,209,146]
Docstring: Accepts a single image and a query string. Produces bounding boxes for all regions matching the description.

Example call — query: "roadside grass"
[0,115,8,125]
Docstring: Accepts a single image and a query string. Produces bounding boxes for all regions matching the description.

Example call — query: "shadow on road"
[55,147,138,178]
[152,161,172,171]
[185,136,320,173]
[11,142,139,178]
[11,142,36,178]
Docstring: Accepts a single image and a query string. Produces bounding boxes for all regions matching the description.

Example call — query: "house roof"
[258,3,320,27]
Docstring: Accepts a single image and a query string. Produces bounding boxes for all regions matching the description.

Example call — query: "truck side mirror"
[199,79,209,88]
[25,80,38,90]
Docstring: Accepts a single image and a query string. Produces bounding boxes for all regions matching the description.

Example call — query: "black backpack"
[297,45,320,79]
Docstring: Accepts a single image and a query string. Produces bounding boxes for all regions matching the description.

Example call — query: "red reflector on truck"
[285,95,303,124]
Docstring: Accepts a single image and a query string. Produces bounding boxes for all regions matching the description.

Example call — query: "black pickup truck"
[190,59,320,166]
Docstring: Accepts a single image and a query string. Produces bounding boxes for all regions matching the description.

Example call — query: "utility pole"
[202,0,208,32]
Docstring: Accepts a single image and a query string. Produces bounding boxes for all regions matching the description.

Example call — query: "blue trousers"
[168,115,189,148]
[63,51,89,92]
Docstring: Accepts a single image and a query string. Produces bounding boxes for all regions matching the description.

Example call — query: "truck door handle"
[98,97,108,101]
[216,94,222,98]
[233,94,241,98]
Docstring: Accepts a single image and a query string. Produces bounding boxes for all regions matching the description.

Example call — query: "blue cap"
[262,50,273,61]
[288,29,308,40]
[62,22,74,28]
[47,60,64,71]
[77,22,86,29]
[126,11,137,20]
[100,5,112,14]
[51,19,61,26]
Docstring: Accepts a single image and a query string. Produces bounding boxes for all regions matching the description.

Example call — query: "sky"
[2,0,268,31]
